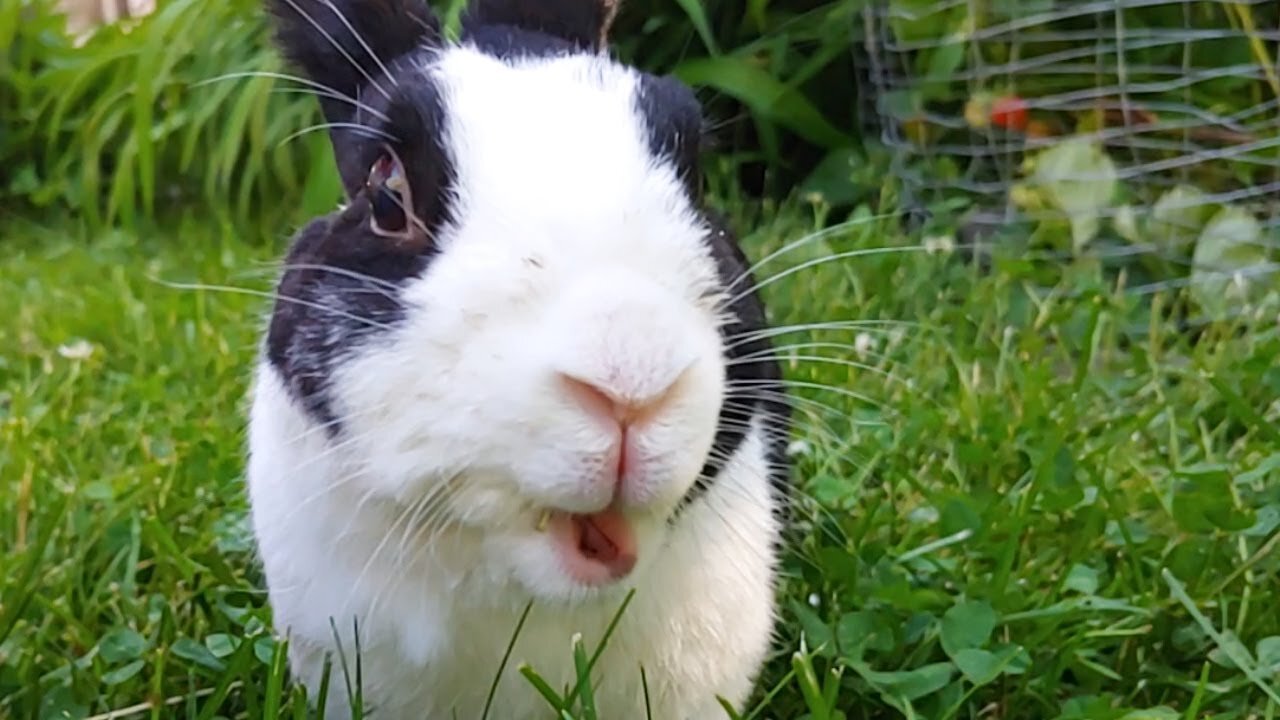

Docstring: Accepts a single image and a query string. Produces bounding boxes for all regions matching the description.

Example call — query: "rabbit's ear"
[265,0,441,191]
[266,0,440,107]
[463,0,620,51]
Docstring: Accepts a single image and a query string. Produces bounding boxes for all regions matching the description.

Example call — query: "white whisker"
[320,0,399,88]
[153,279,397,331]
[195,70,392,122]
[280,0,393,101]
[727,245,933,306]
[728,378,892,414]
[280,121,399,147]
[725,213,901,291]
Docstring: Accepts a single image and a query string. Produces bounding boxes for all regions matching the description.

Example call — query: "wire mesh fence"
[862,0,1280,321]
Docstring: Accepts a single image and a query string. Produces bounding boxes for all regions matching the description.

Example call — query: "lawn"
[1,198,1278,718]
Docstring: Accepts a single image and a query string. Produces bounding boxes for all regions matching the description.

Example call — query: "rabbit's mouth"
[537,505,638,586]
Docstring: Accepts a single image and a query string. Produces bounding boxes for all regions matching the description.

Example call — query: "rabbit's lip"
[538,505,638,585]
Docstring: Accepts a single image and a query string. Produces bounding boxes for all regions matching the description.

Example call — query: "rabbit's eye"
[366,147,412,237]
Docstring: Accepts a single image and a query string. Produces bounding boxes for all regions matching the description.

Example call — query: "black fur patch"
[265,69,456,428]
[264,0,441,194]
[677,212,792,522]
[461,23,582,59]
[461,0,615,51]
[266,206,433,427]
[633,73,704,202]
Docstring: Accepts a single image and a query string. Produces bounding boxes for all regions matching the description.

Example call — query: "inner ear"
[462,0,620,50]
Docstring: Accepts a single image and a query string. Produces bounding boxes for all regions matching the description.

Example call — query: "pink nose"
[556,371,684,484]
[557,372,681,425]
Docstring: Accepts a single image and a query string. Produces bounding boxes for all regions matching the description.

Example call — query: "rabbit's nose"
[556,370,685,427]
[555,367,691,487]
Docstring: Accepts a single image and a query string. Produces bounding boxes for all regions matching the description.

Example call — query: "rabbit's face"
[333,50,728,599]
[262,0,782,601]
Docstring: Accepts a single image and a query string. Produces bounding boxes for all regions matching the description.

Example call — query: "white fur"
[246,45,782,719]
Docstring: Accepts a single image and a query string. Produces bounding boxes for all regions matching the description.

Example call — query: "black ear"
[265,0,441,191]
[462,0,620,51]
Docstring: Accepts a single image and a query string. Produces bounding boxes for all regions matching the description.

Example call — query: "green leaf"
[888,0,965,43]
[38,684,88,720]
[670,0,720,55]
[1190,205,1270,321]
[790,600,835,657]
[940,601,997,656]
[799,148,865,207]
[672,57,850,149]
[518,662,567,709]
[1171,466,1256,534]
[205,633,239,659]
[1031,139,1118,251]
[939,494,982,536]
[918,12,972,101]
[1244,503,1280,538]
[951,648,1001,685]
[952,644,1031,686]
[1111,204,1142,243]
[988,0,1055,21]
[836,610,894,660]
[254,636,278,665]
[991,643,1032,675]
[1256,636,1280,670]
[924,38,965,82]
[1038,445,1084,512]
[1116,708,1179,720]
[919,37,965,101]
[1148,185,1214,251]
[212,512,254,555]
[101,659,145,686]
[1064,563,1100,595]
[1236,454,1280,486]
[853,661,955,701]
[1164,567,1280,705]
[98,628,147,664]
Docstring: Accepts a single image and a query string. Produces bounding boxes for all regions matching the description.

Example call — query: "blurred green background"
[0,0,874,235]
[4,1,1280,718]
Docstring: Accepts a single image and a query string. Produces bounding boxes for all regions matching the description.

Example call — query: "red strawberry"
[991,96,1029,131]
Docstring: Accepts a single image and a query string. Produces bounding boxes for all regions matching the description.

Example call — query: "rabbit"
[244,0,792,717]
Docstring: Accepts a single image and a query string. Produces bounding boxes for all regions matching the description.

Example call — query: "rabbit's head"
[259,0,787,602]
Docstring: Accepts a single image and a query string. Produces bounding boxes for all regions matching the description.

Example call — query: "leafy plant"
[1006,136,1279,323]
[2,0,872,234]
[874,0,1280,263]
[2,0,345,235]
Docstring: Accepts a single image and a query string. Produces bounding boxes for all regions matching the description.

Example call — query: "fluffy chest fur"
[247,365,782,719]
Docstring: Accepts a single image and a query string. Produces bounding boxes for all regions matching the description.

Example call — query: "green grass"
[1,197,1279,719]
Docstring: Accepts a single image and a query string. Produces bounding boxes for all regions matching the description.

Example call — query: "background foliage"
[0,0,870,234]
[3,0,1280,718]
[868,0,1280,325]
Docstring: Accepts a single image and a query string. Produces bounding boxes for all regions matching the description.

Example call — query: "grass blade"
[482,600,535,720]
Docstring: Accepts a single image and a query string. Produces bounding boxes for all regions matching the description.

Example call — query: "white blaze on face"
[322,45,727,598]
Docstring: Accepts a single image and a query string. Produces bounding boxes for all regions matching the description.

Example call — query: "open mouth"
[537,506,638,586]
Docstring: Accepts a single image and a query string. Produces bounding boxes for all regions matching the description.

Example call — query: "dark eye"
[365,146,414,237]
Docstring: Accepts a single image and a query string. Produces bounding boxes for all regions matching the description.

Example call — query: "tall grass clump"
[1,0,875,235]
[2,0,343,234]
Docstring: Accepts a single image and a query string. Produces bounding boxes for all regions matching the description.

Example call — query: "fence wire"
[863,0,1280,295]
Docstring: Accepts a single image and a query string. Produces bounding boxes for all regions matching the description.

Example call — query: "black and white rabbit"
[245,0,792,716]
